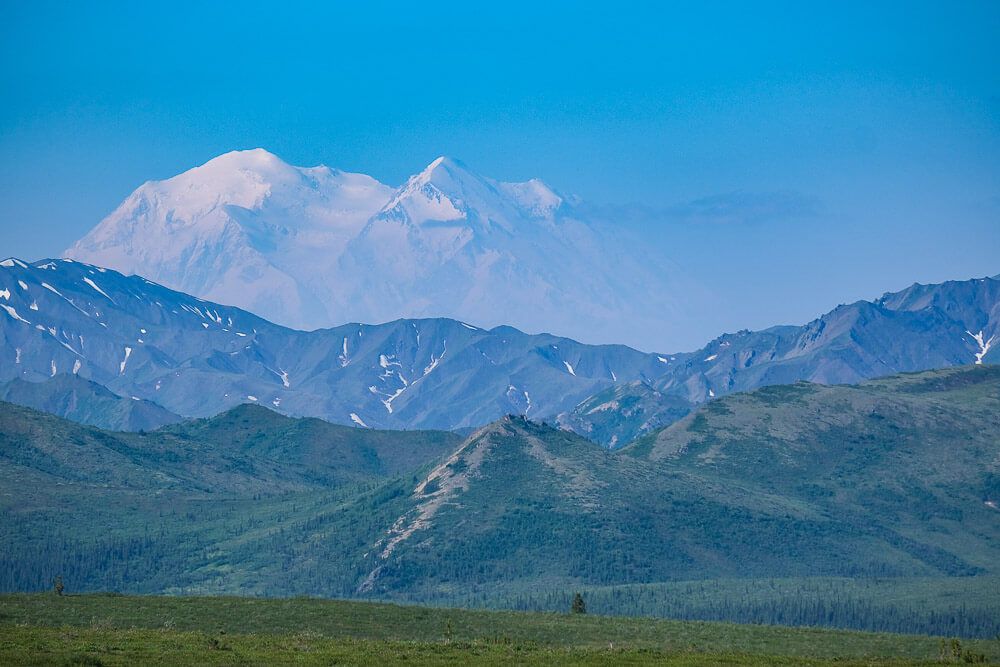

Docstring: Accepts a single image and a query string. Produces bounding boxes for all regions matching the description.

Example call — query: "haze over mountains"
[64,149,696,351]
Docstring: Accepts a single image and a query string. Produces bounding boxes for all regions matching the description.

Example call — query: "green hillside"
[1,366,998,638]
[0,402,457,595]
[356,366,1000,605]
[627,364,1000,575]
[0,374,183,432]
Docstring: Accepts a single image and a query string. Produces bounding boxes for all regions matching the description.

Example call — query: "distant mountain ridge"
[564,275,1000,445]
[0,374,181,431]
[0,257,671,430]
[64,149,696,351]
[0,257,996,436]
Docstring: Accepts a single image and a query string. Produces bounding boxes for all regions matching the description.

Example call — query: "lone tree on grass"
[571,592,586,614]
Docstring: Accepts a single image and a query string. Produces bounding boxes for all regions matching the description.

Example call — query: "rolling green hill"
[344,368,998,620]
[1,366,998,638]
[0,374,183,431]
[0,400,459,494]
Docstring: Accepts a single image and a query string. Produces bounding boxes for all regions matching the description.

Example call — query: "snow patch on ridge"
[0,304,29,324]
[967,330,996,365]
[82,277,115,303]
[339,337,350,366]
[420,341,447,378]
[41,282,63,297]
[119,346,132,375]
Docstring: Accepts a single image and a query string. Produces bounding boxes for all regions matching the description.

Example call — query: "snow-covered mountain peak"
[64,150,395,330]
[203,147,294,171]
[414,155,466,182]
[498,178,563,219]
[378,156,479,226]
[377,156,564,234]
[65,150,698,349]
[151,149,390,223]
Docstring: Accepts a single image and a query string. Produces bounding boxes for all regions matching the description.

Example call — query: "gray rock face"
[557,381,694,449]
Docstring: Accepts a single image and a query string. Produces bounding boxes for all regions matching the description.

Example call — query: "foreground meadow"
[1,594,997,665]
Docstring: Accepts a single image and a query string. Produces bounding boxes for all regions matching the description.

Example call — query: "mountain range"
[1,257,997,440]
[0,257,674,431]
[63,149,696,351]
[3,365,997,623]
[358,365,1000,601]
[4,146,997,641]
[562,274,999,445]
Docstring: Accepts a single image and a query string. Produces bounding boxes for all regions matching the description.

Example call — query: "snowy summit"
[66,149,692,349]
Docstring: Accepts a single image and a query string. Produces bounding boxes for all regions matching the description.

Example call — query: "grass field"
[1,594,998,665]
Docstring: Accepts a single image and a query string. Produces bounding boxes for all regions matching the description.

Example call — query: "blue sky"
[1,1,998,348]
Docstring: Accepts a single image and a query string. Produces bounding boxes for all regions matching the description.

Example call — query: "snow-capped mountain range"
[65,149,694,351]
[0,258,671,430]
[0,257,996,436]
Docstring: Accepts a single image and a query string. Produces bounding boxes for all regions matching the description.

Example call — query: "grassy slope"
[626,365,1000,576]
[0,401,456,595]
[1,594,999,665]
[357,367,1000,604]
[2,366,998,640]
[159,403,462,479]
[0,374,183,432]
[0,400,459,494]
